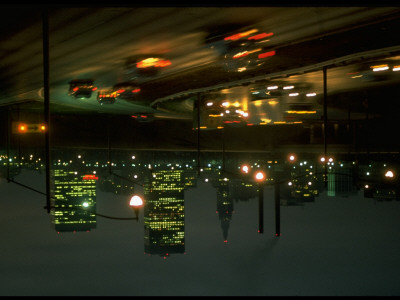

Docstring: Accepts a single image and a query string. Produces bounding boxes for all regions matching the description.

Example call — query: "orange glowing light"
[132,88,141,93]
[40,124,46,132]
[136,58,171,68]
[18,124,27,133]
[224,29,259,41]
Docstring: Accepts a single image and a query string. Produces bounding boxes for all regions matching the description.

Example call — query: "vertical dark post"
[6,107,10,182]
[222,126,225,172]
[274,182,281,236]
[107,116,111,175]
[42,8,51,213]
[197,93,201,175]
[258,183,264,234]
[323,66,328,188]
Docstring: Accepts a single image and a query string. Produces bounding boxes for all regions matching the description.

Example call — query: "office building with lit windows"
[143,168,185,256]
[51,168,97,232]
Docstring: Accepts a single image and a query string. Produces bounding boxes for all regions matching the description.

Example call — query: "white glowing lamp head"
[129,195,144,207]
[255,171,265,182]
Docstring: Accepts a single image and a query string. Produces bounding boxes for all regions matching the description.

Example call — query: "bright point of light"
[82,202,89,208]
[289,155,295,161]
[320,157,325,162]
[206,102,213,106]
[129,195,144,207]
[241,165,250,173]
[288,181,293,186]
[283,85,294,89]
[289,93,299,97]
[205,178,209,182]
[308,181,312,185]
[132,155,135,159]
[306,93,316,97]
[255,171,265,181]
[267,86,278,90]
[134,175,138,179]
[78,155,81,159]
[366,172,370,175]
[222,102,229,107]
[328,158,333,162]
[385,170,394,178]
[365,184,369,189]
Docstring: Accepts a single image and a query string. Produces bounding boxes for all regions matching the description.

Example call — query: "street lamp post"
[274,182,281,237]
[129,195,144,221]
[255,171,265,234]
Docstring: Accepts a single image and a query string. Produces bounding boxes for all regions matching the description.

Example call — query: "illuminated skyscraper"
[143,168,185,257]
[51,168,97,232]
[214,175,234,243]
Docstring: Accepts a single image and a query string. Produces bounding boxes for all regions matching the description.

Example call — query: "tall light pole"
[255,171,265,234]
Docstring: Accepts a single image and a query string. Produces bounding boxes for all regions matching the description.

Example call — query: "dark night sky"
[1,168,400,296]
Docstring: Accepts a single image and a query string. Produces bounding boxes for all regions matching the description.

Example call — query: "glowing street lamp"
[241,164,250,174]
[255,170,266,182]
[288,154,296,163]
[129,195,144,221]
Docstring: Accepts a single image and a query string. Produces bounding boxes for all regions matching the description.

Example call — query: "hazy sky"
[1,169,400,296]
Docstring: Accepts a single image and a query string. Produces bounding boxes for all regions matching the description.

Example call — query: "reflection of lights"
[289,93,299,97]
[393,65,400,71]
[268,100,278,105]
[258,50,276,59]
[248,32,274,40]
[222,101,229,107]
[206,102,213,106]
[267,86,278,90]
[224,29,258,41]
[283,85,294,90]
[286,110,316,114]
[233,51,249,59]
[371,64,389,72]
[306,93,316,97]
[136,57,171,68]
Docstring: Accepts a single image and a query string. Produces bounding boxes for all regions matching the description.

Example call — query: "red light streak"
[82,174,99,180]
[132,88,141,93]
[258,50,276,59]
[248,32,273,40]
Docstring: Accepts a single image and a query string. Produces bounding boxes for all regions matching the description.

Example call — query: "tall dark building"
[143,168,185,257]
[51,168,97,232]
[214,176,234,243]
